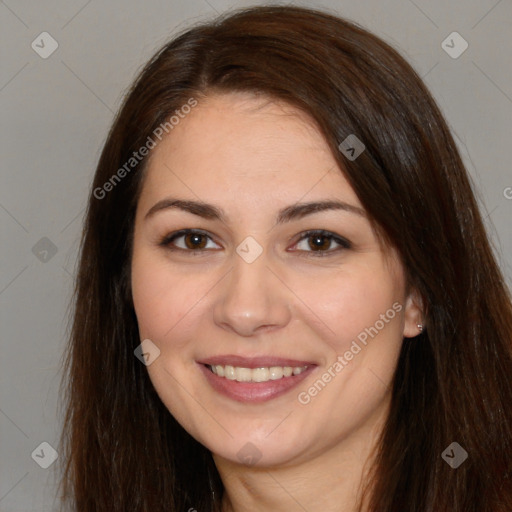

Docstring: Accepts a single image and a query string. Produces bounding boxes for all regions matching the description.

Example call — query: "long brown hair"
[58,5,512,511]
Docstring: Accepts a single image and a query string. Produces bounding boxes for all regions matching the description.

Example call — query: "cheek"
[291,263,405,434]
[294,262,404,355]
[131,252,213,344]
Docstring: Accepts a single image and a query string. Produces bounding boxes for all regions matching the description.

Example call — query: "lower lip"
[198,363,316,403]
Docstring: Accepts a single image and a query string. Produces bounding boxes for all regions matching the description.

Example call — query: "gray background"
[1,0,510,510]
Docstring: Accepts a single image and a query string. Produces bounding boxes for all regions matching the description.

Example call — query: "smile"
[208,364,309,382]
[198,356,316,403]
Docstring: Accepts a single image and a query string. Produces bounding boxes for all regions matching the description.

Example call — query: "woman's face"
[131,92,421,467]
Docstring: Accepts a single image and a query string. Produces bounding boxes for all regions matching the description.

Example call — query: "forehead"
[139,92,362,212]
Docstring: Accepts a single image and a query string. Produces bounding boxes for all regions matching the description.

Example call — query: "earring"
[417,323,423,332]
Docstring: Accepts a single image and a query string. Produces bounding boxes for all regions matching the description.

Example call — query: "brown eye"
[183,232,207,250]
[160,230,220,252]
[292,230,351,257]
[308,234,332,251]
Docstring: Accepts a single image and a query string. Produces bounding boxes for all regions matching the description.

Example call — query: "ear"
[402,288,424,338]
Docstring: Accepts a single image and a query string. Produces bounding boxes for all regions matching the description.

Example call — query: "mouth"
[197,355,317,403]
[207,363,308,382]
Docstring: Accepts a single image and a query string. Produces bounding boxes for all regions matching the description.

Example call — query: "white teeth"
[269,367,283,380]
[225,365,236,380]
[235,367,252,382]
[208,364,308,382]
[252,367,269,382]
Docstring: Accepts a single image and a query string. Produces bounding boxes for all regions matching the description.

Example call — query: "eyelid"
[289,229,351,256]
[160,229,221,251]
[160,228,351,256]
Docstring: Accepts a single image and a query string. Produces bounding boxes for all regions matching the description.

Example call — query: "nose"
[212,249,292,338]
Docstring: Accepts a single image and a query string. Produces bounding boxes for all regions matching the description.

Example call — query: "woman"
[59,5,512,511]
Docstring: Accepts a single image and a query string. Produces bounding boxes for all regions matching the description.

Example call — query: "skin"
[131,92,423,512]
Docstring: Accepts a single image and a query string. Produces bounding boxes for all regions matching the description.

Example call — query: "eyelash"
[159,229,351,257]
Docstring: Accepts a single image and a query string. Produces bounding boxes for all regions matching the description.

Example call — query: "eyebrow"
[144,198,366,224]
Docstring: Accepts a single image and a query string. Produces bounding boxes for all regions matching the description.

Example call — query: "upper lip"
[198,355,316,369]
